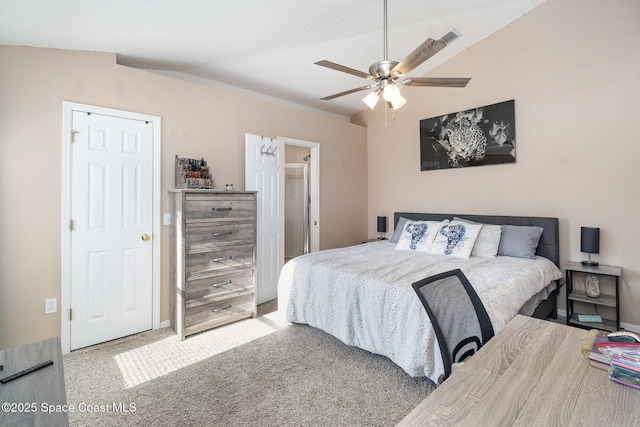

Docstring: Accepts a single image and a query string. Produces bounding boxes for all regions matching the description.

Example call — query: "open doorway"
[280,137,320,256]
[285,146,311,262]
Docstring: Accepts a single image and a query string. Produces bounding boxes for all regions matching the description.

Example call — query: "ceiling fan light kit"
[363,91,381,110]
[316,0,471,112]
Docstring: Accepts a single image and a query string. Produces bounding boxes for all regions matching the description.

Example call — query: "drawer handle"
[210,280,232,288]
[212,207,232,211]
[211,256,232,263]
[211,305,232,313]
[212,231,233,237]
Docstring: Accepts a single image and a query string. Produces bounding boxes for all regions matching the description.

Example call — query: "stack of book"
[581,329,612,370]
[581,329,640,389]
[597,342,640,390]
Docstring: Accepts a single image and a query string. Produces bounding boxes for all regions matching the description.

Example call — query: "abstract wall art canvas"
[419,99,516,171]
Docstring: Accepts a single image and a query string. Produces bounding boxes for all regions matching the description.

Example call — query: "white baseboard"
[556,309,640,333]
[159,320,170,329]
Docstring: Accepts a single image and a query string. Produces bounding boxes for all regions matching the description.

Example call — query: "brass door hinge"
[69,219,74,231]
[70,130,79,143]
[70,308,73,321]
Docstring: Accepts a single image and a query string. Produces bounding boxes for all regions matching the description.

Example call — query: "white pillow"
[453,217,502,258]
[395,220,447,252]
[429,220,482,259]
[471,224,502,257]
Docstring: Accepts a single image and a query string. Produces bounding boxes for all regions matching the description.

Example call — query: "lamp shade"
[377,216,387,233]
[580,227,600,254]
[363,91,380,110]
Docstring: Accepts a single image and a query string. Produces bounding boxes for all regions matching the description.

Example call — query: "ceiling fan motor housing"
[369,60,399,79]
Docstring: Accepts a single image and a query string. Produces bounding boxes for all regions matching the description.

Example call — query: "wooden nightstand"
[564,261,621,331]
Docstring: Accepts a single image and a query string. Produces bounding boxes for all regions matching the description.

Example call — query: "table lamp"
[581,226,600,297]
[377,216,387,240]
[580,227,599,267]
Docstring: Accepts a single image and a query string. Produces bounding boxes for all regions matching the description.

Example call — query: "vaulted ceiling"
[0,0,544,120]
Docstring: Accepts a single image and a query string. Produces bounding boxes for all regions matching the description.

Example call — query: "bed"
[278,213,563,383]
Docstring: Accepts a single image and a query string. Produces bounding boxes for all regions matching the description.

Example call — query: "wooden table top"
[0,337,68,427]
[397,315,640,426]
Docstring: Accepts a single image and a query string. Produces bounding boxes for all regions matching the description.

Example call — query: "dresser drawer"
[185,243,254,278]
[184,269,254,303]
[186,221,254,250]
[185,294,254,329]
[185,193,255,222]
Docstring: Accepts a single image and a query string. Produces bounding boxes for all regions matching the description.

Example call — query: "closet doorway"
[284,157,310,262]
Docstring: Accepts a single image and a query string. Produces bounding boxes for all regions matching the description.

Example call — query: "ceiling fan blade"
[320,85,377,100]
[403,77,471,88]
[391,38,447,78]
[315,60,373,80]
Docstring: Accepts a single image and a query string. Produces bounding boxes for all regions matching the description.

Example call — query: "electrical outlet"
[45,298,57,314]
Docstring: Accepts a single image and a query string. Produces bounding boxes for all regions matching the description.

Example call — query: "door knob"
[142,234,151,242]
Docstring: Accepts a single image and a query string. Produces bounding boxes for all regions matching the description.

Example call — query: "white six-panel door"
[245,134,285,304]
[69,111,154,350]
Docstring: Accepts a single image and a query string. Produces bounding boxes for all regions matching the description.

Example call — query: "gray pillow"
[497,225,544,259]
[390,217,410,243]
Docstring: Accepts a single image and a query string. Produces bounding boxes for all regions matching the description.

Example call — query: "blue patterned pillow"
[395,220,447,252]
[429,220,482,258]
[453,217,502,258]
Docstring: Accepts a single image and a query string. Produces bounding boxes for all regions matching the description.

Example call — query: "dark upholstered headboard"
[393,212,560,267]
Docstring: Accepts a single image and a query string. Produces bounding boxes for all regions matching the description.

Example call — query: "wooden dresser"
[169,190,257,340]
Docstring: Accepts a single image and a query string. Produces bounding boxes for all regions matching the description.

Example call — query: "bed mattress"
[278,240,563,383]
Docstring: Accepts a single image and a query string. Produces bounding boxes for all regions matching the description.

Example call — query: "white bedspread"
[279,240,563,383]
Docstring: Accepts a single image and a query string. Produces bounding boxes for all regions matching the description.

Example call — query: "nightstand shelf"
[565,261,621,332]
[567,314,617,331]
[568,290,616,307]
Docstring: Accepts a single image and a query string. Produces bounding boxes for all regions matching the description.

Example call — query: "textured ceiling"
[0,0,544,120]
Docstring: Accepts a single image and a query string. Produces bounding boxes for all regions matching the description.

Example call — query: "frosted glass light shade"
[382,84,400,102]
[362,91,380,109]
[390,94,406,110]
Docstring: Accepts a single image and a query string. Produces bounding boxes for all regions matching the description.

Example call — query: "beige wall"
[353,0,640,329]
[0,46,367,349]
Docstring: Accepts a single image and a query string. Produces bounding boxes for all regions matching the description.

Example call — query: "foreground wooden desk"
[0,337,69,427]
[398,315,640,426]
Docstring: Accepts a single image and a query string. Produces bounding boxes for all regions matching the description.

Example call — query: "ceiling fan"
[316,0,471,110]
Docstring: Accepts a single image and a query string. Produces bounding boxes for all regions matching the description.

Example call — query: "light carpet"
[63,305,435,426]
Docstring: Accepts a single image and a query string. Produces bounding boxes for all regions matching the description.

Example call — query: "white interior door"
[245,134,285,304]
[69,111,154,350]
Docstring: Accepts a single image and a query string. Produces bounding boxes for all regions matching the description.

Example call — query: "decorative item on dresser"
[169,189,257,340]
[175,155,214,189]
